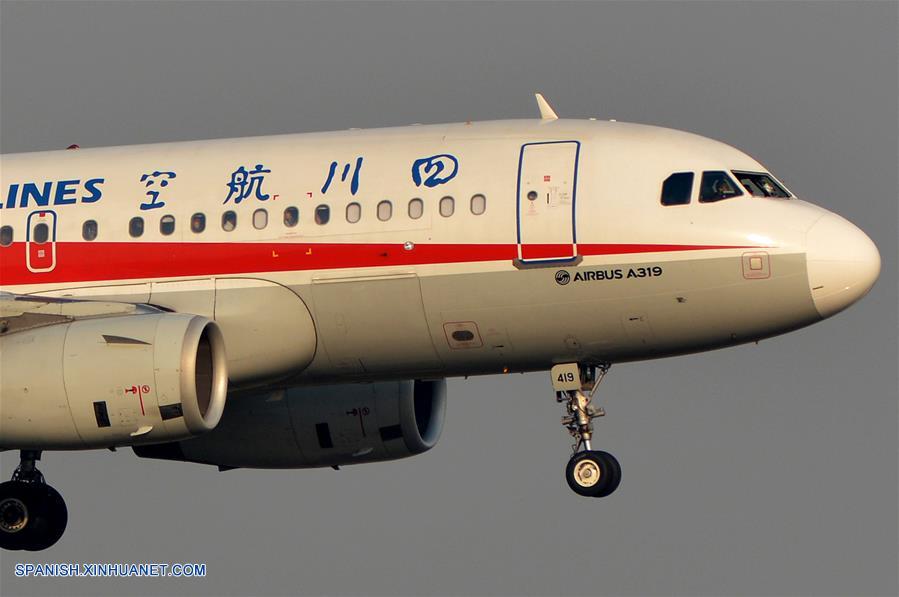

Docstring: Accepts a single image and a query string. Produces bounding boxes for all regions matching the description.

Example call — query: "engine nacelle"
[133,379,446,469]
[0,312,228,449]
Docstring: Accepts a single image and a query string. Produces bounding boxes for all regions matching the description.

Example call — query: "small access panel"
[26,210,57,273]
[516,141,580,263]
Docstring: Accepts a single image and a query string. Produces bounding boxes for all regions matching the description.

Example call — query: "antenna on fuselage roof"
[534,93,559,121]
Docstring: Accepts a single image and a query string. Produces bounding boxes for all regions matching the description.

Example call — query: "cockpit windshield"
[699,171,743,203]
[732,171,791,198]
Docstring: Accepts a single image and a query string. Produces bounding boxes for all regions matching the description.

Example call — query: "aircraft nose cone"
[806,213,880,318]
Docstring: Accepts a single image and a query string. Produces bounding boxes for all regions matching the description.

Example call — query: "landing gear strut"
[552,363,621,498]
[0,451,67,551]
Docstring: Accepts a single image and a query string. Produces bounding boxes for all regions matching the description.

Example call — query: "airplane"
[0,95,881,551]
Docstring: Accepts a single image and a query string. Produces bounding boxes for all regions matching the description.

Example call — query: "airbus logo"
[555,266,666,286]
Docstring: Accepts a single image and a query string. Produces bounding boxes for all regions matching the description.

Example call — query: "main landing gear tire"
[565,450,621,498]
[0,481,68,551]
[0,452,68,552]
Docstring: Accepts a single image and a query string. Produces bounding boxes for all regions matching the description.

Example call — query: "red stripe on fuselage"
[519,244,576,260]
[0,242,753,286]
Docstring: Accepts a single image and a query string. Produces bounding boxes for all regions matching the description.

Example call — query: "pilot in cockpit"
[712,178,736,197]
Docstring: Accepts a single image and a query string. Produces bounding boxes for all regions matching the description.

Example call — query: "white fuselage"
[0,119,881,386]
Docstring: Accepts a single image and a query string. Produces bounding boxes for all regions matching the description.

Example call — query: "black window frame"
[283,206,299,228]
[377,200,393,222]
[699,171,744,203]
[253,208,269,230]
[731,170,791,198]
[660,172,694,206]
[408,198,424,220]
[314,204,330,225]
[159,214,176,236]
[470,194,487,215]
[32,223,50,244]
[82,219,99,241]
[222,210,237,232]
[346,202,361,224]
[190,212,206,234]
[439,196,455,218]
[129,216,145,238]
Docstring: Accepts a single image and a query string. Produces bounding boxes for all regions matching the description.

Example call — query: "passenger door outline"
[516,140,580,264]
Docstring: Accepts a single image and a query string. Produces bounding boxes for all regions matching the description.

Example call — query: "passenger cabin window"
[314,204,330,225]
[222,211,237,232]
[129,217,144,238]
[408,198,424,219]
[470,194,487,215]
[82,220,98,241]
[661,172,694,206]
[160,215,176,236]
[439,196,455,217]
[0,226,12,247]
[253,209,268,230]
[346,202,361,224]
[191,213,206,234]
[377,200,393,221]
[33,223,49,244]
[732,171,791,198]
[699,171,743,203]
[283,207,298,227]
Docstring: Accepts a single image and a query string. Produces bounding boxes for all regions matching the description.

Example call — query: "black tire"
[23,484,67,551]
[565,451,612,497]
[0,481,67,552]
[592,451,621,498]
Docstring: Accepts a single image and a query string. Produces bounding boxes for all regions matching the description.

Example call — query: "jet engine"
[133,379,446,469]
[0,308,228,450]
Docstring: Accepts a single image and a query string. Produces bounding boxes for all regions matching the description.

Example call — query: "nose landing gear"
[0,451,68,551]
[552,363,621,498]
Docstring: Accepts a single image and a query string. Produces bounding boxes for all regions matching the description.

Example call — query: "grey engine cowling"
[133,379,446,469]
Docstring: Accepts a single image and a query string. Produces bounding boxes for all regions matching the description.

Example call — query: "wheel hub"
[0,497,28,533]
[573,459,601,487]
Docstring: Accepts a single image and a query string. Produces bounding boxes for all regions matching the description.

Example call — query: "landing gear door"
[26,210,57,273]
[517,141,579,263]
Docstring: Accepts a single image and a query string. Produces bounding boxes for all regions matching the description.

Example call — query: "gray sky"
[1,2,896,596]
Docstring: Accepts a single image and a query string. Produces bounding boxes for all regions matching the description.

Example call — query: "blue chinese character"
[224,164,271,204]
[412,154,458,188]
[139,171,176,210]
[321,157,363,196]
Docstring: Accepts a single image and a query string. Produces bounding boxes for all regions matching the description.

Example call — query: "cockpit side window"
[699,171,743,203]
[732,171,791,198]
[661,172,694,206]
